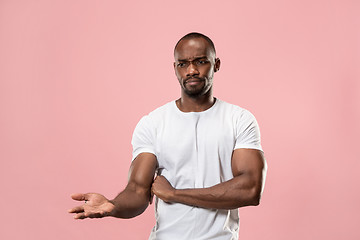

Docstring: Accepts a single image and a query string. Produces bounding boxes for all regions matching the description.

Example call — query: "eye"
[177,62,186,68]
[197,60,208,65]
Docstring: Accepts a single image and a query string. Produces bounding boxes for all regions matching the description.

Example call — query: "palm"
[84,193,113,216]
[69,193,115,219]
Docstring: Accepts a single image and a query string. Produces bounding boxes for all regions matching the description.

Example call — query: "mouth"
[185,78,203,84]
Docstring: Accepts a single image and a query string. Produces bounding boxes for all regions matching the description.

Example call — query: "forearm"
[167,175,261,209]
[110,153,157,218]
[69,154,157,220]
[152,149,266,210]
[110,184,151,218]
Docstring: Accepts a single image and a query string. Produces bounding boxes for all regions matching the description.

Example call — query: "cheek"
[201,67,213,78]
[174,69,180,78]
[175,69,185,80]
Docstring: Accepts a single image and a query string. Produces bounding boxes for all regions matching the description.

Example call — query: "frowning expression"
[174,38,220,97]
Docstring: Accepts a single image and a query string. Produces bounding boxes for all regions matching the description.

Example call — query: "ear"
[173,62,179,77]
[214,58,221,72]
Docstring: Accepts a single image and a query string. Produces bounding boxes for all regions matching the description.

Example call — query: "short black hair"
[174,32,216,56]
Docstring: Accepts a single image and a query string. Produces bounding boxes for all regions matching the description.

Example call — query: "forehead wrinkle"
[177,56,208,62]
[174,38,215,61]
[175,47,214,62]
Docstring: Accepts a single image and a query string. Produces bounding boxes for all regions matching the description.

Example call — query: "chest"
[154,113,236,187]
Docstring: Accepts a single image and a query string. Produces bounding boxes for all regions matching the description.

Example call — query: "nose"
[186,62,199,77]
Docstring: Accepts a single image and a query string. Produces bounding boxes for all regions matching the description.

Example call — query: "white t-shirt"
[131,99,263,240]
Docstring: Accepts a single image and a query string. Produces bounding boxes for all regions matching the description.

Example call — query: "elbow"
[250,196,260,206]
[248,170,266,207]
[248,186,262,206]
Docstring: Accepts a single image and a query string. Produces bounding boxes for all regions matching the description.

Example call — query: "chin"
[183,88,208,98]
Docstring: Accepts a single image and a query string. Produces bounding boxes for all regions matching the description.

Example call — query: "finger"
[71,193,88,201]
[75,211,104,219]
[68,206,84,213]
[74,212,87,220]
[153,177,158,184]
[149,191,154,204]
[151,186,158,197]
[88,211,105,218]
[155,176,164,182]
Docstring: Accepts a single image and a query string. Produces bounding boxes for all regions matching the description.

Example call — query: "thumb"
[71,193,88,201]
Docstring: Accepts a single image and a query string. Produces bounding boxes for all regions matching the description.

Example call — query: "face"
[174,38,220,97]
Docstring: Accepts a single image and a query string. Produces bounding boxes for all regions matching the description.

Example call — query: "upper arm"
[231,108,266,195]
[231,149,267,197]
[127,153,158,197]
[129,114,157,196]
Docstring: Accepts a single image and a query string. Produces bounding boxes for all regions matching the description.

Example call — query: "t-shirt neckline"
[173,98,219,115]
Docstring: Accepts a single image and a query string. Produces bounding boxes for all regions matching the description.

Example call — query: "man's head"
[174,32,220,98]
[174,32,216,57]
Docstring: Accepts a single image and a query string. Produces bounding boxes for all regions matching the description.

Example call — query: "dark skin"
[173,37,220,112]
[68,153,157,219]
[68,37,266,219]
[152,149,265,209]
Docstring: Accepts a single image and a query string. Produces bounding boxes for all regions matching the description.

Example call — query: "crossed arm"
[152,148,266,209]
[68,149,266,219]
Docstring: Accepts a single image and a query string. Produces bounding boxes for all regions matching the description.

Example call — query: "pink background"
[1,0,359,239]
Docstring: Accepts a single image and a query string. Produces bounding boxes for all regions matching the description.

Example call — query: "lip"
[185,78,203,83]
[185,79,203,86]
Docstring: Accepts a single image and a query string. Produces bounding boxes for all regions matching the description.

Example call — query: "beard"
[181,77,212,97]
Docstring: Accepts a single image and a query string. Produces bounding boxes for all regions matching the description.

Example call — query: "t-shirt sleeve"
[234,109,263,151]
[131,115,156,161]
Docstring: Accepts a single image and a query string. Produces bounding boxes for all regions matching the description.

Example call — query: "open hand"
[151,176,175,203]
[68,193,115,219]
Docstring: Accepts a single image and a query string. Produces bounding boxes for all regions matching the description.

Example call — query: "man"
[69,32,267,240]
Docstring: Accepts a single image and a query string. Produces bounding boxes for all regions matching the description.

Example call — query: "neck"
[176,90,215,112]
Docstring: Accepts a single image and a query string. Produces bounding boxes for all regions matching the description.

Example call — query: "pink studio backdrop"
[0,0,359,239]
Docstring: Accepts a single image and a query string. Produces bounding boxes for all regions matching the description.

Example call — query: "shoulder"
[136,100,175,127]
[148,101,174,117]
[216,99,255,119]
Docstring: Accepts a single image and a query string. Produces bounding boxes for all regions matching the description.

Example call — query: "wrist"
[169,188,177,202]
[107,199,117,217]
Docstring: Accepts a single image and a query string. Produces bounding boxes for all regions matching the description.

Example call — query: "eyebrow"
[177,56,208,62]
